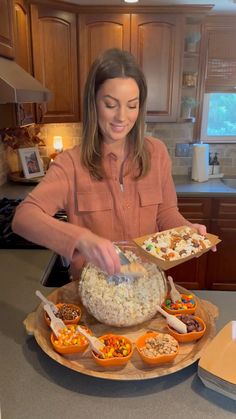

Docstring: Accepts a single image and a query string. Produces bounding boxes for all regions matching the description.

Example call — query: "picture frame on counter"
[18,147,44,179]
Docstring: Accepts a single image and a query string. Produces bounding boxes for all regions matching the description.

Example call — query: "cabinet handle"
[38,104,44,123]
[19,104,26,126]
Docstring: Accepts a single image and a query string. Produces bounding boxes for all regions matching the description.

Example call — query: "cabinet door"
[0,0,15,58]
[167,253,208,290]
[177,197,212,219]
[31,5,79,123]
[78,14,130,113]
[131,14,183,122]
[206,198,236,290]
[206,219,236,290]
[14,0,35,125]
[167,197,211,289]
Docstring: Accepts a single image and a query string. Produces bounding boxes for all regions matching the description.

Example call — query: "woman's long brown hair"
[81,48,150,180]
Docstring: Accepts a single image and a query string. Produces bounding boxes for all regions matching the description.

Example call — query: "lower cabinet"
[206,198,236,291]
[166,197,211,290]
[167,196,236,291]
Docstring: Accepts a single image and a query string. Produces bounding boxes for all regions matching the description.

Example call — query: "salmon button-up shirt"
[12,137,190,277]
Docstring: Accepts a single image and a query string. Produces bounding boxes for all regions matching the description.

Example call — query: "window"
[201,93,236,143]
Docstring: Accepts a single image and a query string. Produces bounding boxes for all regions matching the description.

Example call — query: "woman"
[12,48,207,279]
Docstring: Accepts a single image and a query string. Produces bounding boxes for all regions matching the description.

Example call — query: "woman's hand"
[76,230,120,275]
[191,223,217,252]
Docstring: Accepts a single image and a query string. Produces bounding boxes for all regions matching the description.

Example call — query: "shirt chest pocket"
[138,188,162,236]
[76,191,114,239]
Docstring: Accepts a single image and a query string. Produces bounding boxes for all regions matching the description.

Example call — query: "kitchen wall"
[1,121,236,186]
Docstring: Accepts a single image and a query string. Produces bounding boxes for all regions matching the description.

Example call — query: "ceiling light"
[124,0,139,3]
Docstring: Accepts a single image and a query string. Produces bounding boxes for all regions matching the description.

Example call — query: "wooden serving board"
[24,282,218,381]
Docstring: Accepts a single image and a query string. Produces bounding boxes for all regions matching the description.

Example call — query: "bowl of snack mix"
[91,334,133,367]
[136,331,179,365]
[167,314,206,343]
[44,303,81,326]
[162,293,196,315]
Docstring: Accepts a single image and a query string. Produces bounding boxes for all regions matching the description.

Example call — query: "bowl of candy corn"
[50,324,92,354]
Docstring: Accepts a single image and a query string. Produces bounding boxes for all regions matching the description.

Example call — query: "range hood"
[0,57,52,104]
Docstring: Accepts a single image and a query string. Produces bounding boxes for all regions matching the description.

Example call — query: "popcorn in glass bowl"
[79,242,167,327]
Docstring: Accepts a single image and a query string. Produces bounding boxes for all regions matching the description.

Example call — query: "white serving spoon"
[76,325,105,356]
[167,276,182,303]
[44,304,65,338]
[157,305,187,334]
[35,290,58,314]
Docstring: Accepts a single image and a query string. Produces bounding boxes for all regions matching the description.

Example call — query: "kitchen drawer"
[211,198,236,219]
[178,197,212,219]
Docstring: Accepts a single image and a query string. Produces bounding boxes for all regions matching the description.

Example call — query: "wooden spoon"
[157,305,187,334]
[36,290,59,314]
[44,304,65,338]
[167,276,182,303]
[76,325,105,356]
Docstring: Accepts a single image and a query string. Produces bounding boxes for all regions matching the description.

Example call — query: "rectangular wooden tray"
[133,226,221,271]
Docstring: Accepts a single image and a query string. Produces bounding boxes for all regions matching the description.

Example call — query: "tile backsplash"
[1,121,236,186]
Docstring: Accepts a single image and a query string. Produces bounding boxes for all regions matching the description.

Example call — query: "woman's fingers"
[76,230,120,274]
[192,223,207,236]
[191,223,217,252]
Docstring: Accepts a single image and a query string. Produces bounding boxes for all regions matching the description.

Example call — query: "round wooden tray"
[24,282,218,381]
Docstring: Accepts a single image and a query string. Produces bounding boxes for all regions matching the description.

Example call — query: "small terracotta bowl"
[44,302,81,326]
[92,334,133,367]
[51,324,92,354]
[167,314,206,343]
[136,331,179,365]
[162,293,197,315]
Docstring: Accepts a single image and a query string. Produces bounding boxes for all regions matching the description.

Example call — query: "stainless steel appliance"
[0,197,69,286]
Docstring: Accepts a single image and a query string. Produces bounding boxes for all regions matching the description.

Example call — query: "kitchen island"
[0,249,236,419]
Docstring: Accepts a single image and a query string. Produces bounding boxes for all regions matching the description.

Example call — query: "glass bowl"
[79,241,167,327]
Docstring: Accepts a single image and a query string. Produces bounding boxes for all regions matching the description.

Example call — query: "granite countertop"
[173,176,236,197]
[1,176,236,200]
[1,249,236,419]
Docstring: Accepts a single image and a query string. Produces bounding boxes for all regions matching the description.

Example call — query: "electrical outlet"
[175,143,190,157]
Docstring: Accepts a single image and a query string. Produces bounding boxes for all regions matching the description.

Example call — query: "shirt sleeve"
[12,151,89,262]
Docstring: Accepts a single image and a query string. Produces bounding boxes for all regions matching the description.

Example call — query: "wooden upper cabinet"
[14,0,31,71]
[14,0,35,125]
[78,13,183,123]
[0,0,15,58]
[131,14,183,122]
[78,14,130,112]
[30,5,79,123]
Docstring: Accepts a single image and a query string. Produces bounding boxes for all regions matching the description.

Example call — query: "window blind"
[205,30,236,92]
